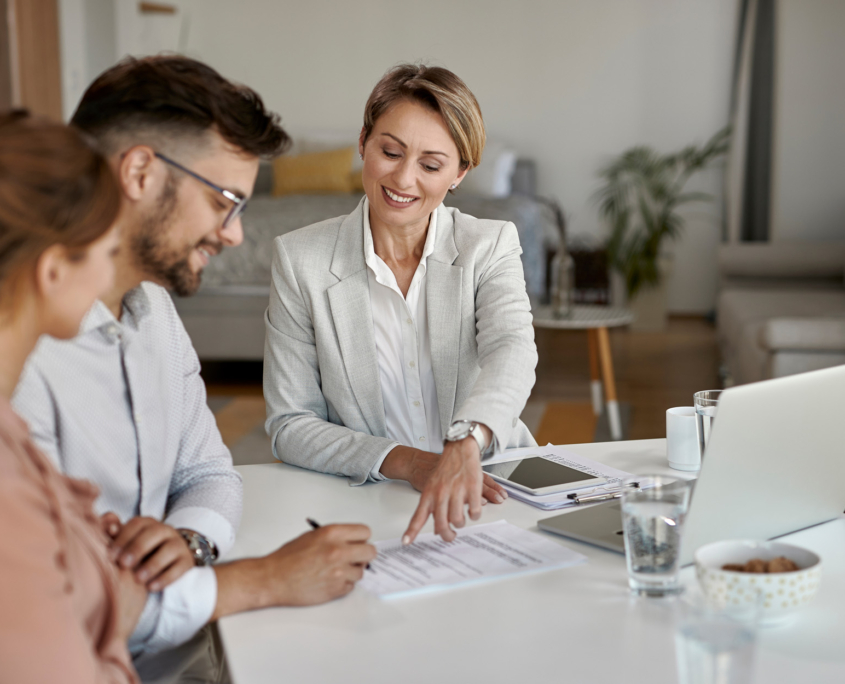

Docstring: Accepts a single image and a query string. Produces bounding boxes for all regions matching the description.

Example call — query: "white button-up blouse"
[363,199,444,480]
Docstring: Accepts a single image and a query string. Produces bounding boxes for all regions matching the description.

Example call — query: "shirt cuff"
[482,434,501,459]
[165,506,236,559]
[366,443,398,483]
[138,567,218,655]
[129,593,162,655]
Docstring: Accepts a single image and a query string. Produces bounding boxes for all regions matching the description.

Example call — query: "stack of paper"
[487,445,636,510]
[359,520,586,598]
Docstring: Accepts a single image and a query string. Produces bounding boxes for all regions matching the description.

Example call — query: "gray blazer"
[263,199,538,485]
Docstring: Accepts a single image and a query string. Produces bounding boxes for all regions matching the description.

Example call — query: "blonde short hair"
[362,64,486,171]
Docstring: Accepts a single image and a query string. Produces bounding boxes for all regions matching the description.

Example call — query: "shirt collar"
[79,284,153,336]
[362,197,438,280]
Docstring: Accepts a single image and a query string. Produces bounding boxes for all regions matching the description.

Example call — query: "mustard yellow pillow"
[272,146,355,196]
[349,169,365,193]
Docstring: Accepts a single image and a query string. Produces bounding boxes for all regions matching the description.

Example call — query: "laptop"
[538,364,845,565]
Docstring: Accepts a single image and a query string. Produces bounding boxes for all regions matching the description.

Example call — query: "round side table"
[531,304,634,440]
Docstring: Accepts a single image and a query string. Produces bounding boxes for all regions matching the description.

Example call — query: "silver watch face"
[192,540,214,566]
[446,421,473,441]
[180,530,217,566]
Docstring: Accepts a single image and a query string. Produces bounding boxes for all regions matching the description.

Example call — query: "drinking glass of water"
[694,390,722,461]
[675,591,760,684]
[621,475,691,597]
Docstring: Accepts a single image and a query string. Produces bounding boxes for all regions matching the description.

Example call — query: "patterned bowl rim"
[694,539,821,576]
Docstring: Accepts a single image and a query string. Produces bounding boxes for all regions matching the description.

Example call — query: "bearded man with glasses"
[12,56,375,678]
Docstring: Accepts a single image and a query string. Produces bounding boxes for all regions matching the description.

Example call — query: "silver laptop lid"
[538,501,626,553]
[679,364,845,565]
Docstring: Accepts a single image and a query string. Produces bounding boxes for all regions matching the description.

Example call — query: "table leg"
[586,329,603,416]
[596,327,622,440]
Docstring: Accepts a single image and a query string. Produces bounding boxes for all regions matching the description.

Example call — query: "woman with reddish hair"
[0,111,143,683]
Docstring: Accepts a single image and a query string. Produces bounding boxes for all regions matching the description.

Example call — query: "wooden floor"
[531,316,720,440]
[203,316,720,444]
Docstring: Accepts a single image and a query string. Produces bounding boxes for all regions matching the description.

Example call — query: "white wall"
[770,0,845,242]
[58,0,88,121]
[58,0,116,120]
[63,0,739,313]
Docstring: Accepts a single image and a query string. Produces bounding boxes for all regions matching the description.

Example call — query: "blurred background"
[3,0,843,455]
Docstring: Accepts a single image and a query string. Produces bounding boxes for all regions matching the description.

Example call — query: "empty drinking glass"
[694,390,722,460]
[675,591,760,684]
[621,475,691,597]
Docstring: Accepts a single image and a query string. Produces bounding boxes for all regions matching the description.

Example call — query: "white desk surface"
[220,439,845,684]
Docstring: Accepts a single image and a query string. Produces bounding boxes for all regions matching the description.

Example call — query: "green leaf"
[595,125,731,297]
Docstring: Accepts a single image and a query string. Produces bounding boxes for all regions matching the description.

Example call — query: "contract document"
[359,520,586,598]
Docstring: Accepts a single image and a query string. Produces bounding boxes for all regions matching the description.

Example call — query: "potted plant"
[594,127,730,329]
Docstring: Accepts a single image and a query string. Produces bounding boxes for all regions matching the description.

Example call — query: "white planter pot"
[627,256,673,332]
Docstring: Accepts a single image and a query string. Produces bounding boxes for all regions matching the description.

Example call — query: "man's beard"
[132,176,203,297]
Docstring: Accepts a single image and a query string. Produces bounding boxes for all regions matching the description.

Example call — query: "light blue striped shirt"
[13,282,242,655]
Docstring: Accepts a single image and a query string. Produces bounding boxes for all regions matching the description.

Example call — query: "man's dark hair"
[71,55,290,159]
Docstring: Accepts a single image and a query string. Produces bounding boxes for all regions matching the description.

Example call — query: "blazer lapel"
[427,206,462,435]
[328,201,387,438]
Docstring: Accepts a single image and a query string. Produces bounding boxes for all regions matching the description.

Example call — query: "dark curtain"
[0,0,13,111]
[735,0,776,242]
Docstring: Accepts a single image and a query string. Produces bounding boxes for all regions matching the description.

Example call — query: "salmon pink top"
[0,396,137,683]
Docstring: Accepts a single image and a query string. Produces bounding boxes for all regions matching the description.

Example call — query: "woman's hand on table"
[384,447,507,505]
[381,431,507,545]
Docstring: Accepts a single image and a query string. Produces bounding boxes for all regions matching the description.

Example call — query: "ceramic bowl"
[694,539,822,625]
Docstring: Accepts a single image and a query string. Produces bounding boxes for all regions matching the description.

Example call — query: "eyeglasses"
[154,152,248,228]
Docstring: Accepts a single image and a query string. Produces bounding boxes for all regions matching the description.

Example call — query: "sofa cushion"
[770,351,845,378]
[734,318,770,384]
[718,289,845,347]
[718,288,845,384]
[719,242,845,279]
[762,317,845,351]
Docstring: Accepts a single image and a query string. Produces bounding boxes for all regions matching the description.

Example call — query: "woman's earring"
[450,184,457,189]
[359,153,364,160]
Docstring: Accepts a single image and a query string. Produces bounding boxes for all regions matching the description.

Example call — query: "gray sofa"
[173,160,560,360]
[717,242,845,385]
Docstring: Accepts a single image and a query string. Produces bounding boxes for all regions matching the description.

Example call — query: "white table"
[219,440,845,684]
[532,305,634,439]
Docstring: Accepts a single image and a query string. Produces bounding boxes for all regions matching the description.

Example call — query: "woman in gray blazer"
[264,64,538,544]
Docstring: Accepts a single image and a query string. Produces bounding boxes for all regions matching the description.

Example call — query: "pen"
[567,490,623,505]
[567,481,640,505]
[306,518,372,570]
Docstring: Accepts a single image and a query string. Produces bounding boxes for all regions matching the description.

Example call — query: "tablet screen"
[482,457,595,490]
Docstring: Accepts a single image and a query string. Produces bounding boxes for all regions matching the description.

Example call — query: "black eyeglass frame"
[154,152,247,228]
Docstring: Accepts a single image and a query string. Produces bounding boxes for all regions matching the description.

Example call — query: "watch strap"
[470,422,494,456]
[178,529,218,567]
[468,424,487,455]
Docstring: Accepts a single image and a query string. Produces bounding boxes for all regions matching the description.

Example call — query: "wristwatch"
[444,420,492,456]
[178,529,219,567]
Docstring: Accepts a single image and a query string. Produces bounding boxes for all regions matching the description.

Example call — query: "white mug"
[666,407,700,471]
